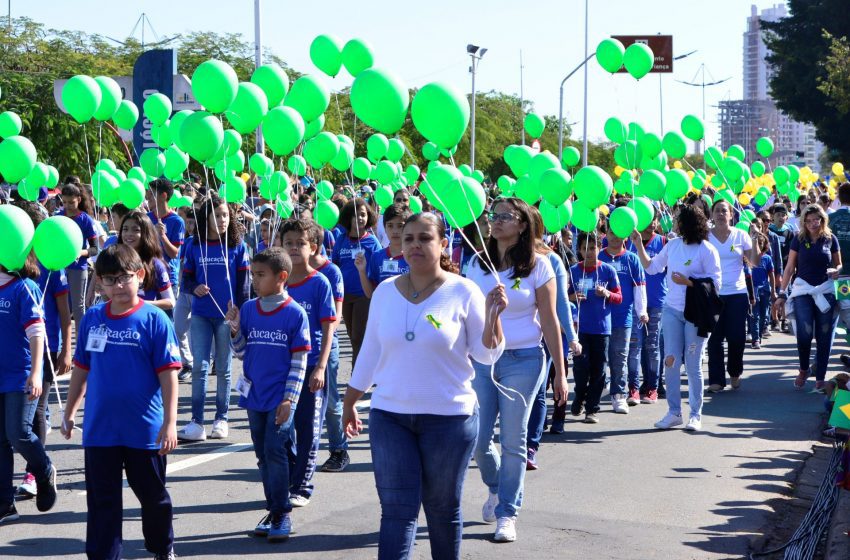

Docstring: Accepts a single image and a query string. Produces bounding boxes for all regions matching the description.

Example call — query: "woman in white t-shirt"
[466,197,566,544]
[632,204,721,432]
[706,200,759,392]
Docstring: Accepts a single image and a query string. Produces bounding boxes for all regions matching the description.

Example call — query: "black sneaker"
[36,464,57,512]
[841,354,850,371]
[321,450,350,473]
[570,401,584,417]
[657,383,667,399]
[0,503,19,524]
[549,419,565,434]
[178,366,192,382]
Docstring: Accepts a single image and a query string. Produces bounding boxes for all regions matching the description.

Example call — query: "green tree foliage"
[763,0,850,161]
[817,32,850,116]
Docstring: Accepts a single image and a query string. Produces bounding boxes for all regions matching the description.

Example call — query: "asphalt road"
[1,328,841,560]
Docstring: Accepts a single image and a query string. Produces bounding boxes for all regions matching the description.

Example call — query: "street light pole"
[254,0,264,155]
[468,44,486,170]
[582,0,589,166]
[558,54,595,160]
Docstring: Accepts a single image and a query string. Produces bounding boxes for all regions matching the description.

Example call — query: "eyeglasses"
[487,212,519,223]
[100,273,135,286]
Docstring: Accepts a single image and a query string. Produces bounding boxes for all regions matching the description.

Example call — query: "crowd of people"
[0,171,849,559]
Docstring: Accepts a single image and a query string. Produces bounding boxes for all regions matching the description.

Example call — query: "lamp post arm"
[558,52,596,160]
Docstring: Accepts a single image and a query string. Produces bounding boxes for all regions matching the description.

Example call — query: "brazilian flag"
[829,390,850,430]
[837,278,850,301]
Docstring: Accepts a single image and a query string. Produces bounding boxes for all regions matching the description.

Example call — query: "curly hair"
[196,193,243,246]
[338,197,377,237]
[677,204,709,244]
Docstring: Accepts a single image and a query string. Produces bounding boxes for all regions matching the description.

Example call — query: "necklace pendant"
[412,292,419,299]
[405,331,415,341]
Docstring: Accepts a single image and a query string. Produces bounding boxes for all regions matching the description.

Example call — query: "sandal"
[794,370,808,389]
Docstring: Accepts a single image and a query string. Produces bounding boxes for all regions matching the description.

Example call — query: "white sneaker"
[611,394,630,414]
[289,494,310,507]
[654,412,684,430]
[177,420,206,441]
[210,419,229,439]
[482,492,498,523]
[685,416,702,431]
[494,516,517,542]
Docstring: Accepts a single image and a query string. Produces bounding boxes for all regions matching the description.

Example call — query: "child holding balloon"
[59,184,100,333]
[118,211,175,312]
[355,203,410,297]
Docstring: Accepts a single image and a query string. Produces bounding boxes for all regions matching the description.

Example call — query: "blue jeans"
[661,308,707,419]
[472,346,545,519]
[190,316,232,424]
[369,408,478,560]
[173,291,193,368]
[0,391,52,505]
[747,288,771,343]
[608,326,632,396]
[628,307,662,391]
[288,378,328,498]
[793,293,838,381]
[247,408,294,515]
[323,344,347,451]
[526,333,567,450]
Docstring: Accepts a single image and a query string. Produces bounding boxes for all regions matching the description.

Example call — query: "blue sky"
[19,0,785,147]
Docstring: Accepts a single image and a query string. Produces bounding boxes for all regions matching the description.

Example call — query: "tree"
[763,0,850,162]
[817,32,850,116]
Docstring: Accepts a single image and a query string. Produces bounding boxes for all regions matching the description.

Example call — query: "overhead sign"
[612,35,674,73]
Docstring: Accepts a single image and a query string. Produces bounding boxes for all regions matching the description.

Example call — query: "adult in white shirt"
[466,197,567,543]
[342,212,507,560]
[632,204,721,432]
[706,200,760,392]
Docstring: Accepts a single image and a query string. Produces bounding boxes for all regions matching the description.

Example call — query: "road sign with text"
[612,35,674,73]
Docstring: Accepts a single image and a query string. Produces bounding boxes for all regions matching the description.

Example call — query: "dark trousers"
[708,293,749,387]
[288,381,328,498]
[85,446,173,560]
[572,333,610,414]
[527,336,569,449]
[342,294,370,367]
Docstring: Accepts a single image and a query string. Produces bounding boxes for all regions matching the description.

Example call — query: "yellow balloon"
[599,205,610,216]
[687,170,694,179]
[614,165,625,177]
[673,160,683,169]
[738,193,751,205]
[241,173,251,183]
[833,162,844,176]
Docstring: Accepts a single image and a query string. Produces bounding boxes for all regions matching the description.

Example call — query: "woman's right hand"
[342,405,362,438]
[194,284,210,297]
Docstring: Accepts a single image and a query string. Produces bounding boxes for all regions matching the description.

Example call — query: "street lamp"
[468,44,487,170]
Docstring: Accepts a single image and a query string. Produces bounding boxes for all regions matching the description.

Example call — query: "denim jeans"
[190,315,232,424]
[288,380,328,498]
[0,391,52,505]
[527,334,567,450]
[628,307,662,391]
[323,344,347,451]
[747,288,771,343]
[472,346,545,519]
[661,307,707,420]
[173,291,193,368]
[572,333,609,414]
[369,408,478,560]
[793,293,838,381]
[708,293,748,387]
[608,326,632,396]
[247,408,294,515]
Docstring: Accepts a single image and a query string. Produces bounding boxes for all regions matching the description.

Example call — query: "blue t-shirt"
[332,233,381,297]
[367,247,409,287]
[0,277,44,392]
[790,234,839,286]
[73,300,181,449]
[148,211,185,287]
[287,272,337,367]
[568,261,620,336]
[137,258,172,303]
[316,260,344,349]
[627,234,668,309]
[36,264,69,353]
[751,254,774,291]
[238,297,311,411]
[60,210,99,270]
[322,228,336,256]
[184,240,250,318]
[597,248,645,328]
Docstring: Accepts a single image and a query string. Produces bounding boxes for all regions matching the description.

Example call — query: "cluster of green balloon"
[0,205,82,272]
[420,164,486,227]
[773,163,802,200]
[595,38,655,80]
[703,143,756,195]
[167,188,194,209]
[0,87,42,184]
[60,74,138,129]
[571,166,613,232]
[16,161,61,201]
[309,35,374,78]
[88,159,146,208]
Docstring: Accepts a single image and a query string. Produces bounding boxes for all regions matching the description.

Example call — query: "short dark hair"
[771,203,788,215]
[252,247,292,275]
[13,200,46,227]
[838,182,850,205]
[95,244,144,277]
[338,198,377,236]
[383,203,412,225]
[677,204,709,244]
[280,218,317,243]
[149,178,174,199]
[577,230,600,248]
[111,203,131,221]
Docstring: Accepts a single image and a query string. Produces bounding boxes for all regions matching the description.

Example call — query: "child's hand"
[225,301,240,334]
[275,400,292,425]
[60,417,75,439]
[194,284,210,297]
[354,252,367,272]
[570,340,583,357]
[26,374,42,401]
[157,422,178,455]
[58,348,72,375]
[309,365,326,392]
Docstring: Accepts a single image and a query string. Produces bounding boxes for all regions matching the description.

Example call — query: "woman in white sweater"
[342,212,507,560]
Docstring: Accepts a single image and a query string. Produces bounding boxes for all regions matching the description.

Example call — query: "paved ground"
[1,328,844,559]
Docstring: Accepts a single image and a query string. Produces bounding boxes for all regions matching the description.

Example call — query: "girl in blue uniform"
[355,203,411,298]
[118,211,175,311]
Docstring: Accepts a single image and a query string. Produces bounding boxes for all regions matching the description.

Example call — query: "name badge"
[382,260,399,273]
[235,375,252,398]
[86,333,107,353]
[351,248,365,259]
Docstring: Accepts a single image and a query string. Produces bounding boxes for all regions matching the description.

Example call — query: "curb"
[825,456,850,560]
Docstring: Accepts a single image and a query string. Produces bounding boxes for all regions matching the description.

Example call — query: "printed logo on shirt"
[247,327,290,347]
[577,277,594,295]
[296,300,313,311]
[88,325,142,347]
[199,255,227,266]
[0,299,11,310]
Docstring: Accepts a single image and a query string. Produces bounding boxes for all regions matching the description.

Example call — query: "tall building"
[719,3,823,170]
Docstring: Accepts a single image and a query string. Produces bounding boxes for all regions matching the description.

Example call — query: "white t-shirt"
[466,255,555,349]
[646,238,721,312]
[348,274,504,416]
[709,228,752,295]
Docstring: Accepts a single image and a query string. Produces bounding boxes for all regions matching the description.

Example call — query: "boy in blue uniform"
[146,179,185,293]
[568,231,622,423]
[62,244,181,560]
[280,219,337,507]
[354,203,411,298]
[225,247,311,542]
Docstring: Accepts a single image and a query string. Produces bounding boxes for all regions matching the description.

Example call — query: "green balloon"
[504,144,535,176]
[623,43,654,80]
[627,197,655,231]
[226,82,268,134]
[151,120,172,149]
[304,115,325,140]
[409,195,423,213]
[0,205,35,271]
[754,187,770,206]
[665,168,690,200]
[266,171,290,199]
[95,159,116,173]
[310,34,344,77]
[773,166,789,185]
[662,131,687,159]
[0,111,22,139]
[17,178,38,201]
[61,75,102,124]
[342,38,374,77]
[284,75,330,123]
[458,164,473,177]
[316,180,334,200]
[113,100,139,130]
[528,151,560,182]
[331,144,354,172]
[128,166,147,184]
[312,131,341,165]
[91,170,118,204]
[350,68,409,135]
[251,63,290,107]
[180,111,224,162]
[287,154,307,176]
[375,185,394,208]
[756,137,774,158]
[727,144,746,162]
[524,113,545,139]
[385,138,405,163]
[539,168,572,206]
[192,59,238,113]
[315,200,340,229]
[441,177,486,228]
[660,214,674,233]
[540,200,573,233]
[367,134,389,162]
[472,169,485,183]
[422,142,440,161]
[164,146,189,179]
[639,169,666,201]
[0,136,37,183]
[374,160,399,185]
[614,140,642,170]
[714,189,735,207]
[640,133,663,159]
[513,174,540,205]
[120,178,146,209]
[411,82,469,149]
[627,122,646,143]
[571,200,599,233]
[144,93,172,126]
[704,146,724,170]
[139,148,165,178]
[219,175,246,203]
[26,162,49,187]
[249,153,273,177]
[722,157,745,182]
[609,206,638,239]
[263,106,305,156]
[681,114,704,142]
[33,215,83,271]
[614,172,636,196]
[169,110,193,151]
[403,164,421,184]
[604,117,628,144]
[45,165,59,188]
[93,76,122,121]
[561,146,581,168]
[788,164,800,184]
[596,38,625,73]
[352,157,372,180]
[750,160,765,178]
[572,166,613,208]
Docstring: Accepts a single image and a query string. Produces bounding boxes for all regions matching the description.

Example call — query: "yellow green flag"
[828,389,850,429]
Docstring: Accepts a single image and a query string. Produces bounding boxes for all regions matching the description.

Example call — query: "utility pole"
[582,0,589,166]
[254,0,264,154]
[468,44,487,170]
[520,50,525,145]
